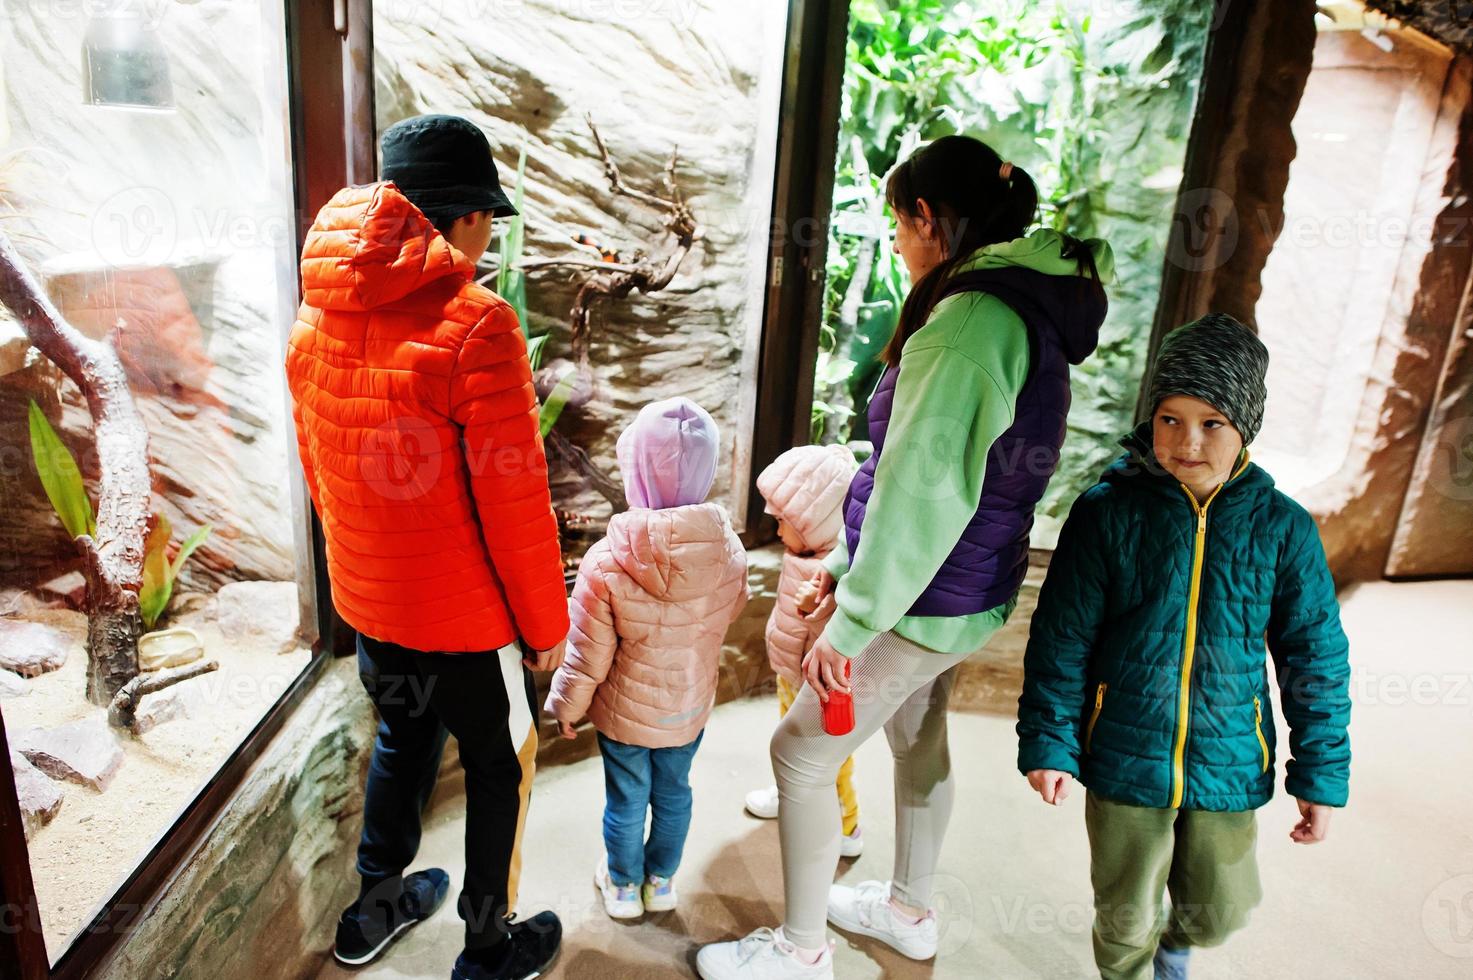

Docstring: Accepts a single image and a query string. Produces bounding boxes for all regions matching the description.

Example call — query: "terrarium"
[0,1,313,957]
[373,0,792,564]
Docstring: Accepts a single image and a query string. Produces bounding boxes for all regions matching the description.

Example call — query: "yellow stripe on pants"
[777,674,860,836]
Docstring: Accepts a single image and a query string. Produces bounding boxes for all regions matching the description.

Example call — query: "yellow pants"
[776,675,860,836]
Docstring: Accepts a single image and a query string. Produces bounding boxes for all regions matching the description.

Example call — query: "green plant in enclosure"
[497,144,530,334]
[29,398,210,631]
[28,398,95,539]
[539,362,578,439]
[139,515,211,629]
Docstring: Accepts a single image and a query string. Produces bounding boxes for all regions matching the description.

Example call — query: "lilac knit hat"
[615,397,720,510]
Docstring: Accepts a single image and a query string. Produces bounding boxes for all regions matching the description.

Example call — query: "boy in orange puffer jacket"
[286,115,567,980]
[744,444,862,857]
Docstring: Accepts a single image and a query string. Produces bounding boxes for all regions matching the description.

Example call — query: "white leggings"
[770,630,967,950]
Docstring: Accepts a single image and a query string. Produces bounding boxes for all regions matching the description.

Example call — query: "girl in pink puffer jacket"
[743,444,863,858]
[546,397,748,921]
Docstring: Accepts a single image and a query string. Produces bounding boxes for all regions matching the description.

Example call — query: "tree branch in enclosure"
[0,231,151,706]
[107,658,219,731]
[528,115,703,366]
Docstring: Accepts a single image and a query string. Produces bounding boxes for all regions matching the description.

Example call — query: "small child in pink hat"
[744,443,863,858]
[546,397,749,920]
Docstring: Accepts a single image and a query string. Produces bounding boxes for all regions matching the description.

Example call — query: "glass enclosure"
[373,0,793,565]
[0,1,314,958]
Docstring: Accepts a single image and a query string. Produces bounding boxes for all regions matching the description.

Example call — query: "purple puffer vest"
[843,266,1108,617]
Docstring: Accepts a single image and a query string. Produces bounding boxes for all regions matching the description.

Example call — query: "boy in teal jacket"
[1017,313,1351,980]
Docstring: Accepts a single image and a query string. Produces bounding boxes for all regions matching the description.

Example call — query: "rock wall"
[373,0,788,545]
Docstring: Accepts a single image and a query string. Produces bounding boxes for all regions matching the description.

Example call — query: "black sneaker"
[451,911,562,979]
[334,868,450,966]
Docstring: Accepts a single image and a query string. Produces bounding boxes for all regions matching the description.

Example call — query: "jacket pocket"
[1253,696,1270,773]
[1085,682,1107,754]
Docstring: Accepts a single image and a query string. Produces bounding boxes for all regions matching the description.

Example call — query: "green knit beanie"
[1147,313,1269,445]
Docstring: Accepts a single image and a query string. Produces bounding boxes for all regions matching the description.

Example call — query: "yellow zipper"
[1085,682,1107,753]
[1253,696,1270,773]
[1169,453,1252,809]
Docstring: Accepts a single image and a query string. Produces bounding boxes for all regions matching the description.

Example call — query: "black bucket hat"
[380,114,517,224]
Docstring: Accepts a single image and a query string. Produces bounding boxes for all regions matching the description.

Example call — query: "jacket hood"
[1101,421,1275,499]
[948,228,1115,365]
[615,397,720,510]
[756,443,856,554]
[605,502,739,600]
[300,181,475,312]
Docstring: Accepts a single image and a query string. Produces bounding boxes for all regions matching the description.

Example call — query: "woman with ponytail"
[698,135,1114,979]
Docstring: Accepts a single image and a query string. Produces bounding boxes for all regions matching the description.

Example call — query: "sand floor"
[2,603,312,956]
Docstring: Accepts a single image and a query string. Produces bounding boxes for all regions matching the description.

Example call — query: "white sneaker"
[642,873,678,912]
[838,826,864,858]
[745,784,780,819]
[826,880,938,960]
[696,927,834,980]
[594,858,643,920]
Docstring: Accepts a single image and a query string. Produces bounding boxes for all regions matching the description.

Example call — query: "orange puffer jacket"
[285,181,569,652]
[545,503,749,748]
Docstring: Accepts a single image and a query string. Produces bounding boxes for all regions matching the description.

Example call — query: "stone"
[129,690,191,737]
[10,750,63,841]
[37,571,88,610]
[211,581,302,654]
[0,312,32,377]
[0,618,70,677]
[12,716,124,792]
[0,670,29,699]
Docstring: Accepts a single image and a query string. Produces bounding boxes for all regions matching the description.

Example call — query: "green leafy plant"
[138,515,211,630]
[28,398,210,630]
[819,0,1212,529]
[538,363,578,438]
[28,399,94,539]
[811,350,859,442]
[497,145,529,323]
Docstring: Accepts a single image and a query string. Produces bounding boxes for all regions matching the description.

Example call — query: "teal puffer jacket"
[1017,424,1351,811]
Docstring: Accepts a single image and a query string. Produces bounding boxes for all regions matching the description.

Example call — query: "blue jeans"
[598,731,704,886]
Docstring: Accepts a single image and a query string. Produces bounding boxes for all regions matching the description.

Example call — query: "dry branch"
[108,658,219,731]
[0,231,151,705]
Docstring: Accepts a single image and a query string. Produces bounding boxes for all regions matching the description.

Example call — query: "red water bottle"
[822,660,854,736]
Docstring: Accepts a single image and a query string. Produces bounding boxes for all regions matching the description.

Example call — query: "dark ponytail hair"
[881,135,1101,368]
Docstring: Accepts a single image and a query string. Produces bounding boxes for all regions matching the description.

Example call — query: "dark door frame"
[745,0,851,540]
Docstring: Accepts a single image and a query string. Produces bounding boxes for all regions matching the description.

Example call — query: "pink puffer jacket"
[545,502,748,748]
[757,444,857,684]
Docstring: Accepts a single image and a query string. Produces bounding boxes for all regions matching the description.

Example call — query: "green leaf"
[538,364,578,438]
[169,524,212,581]
[526,333,549,373]
[138,515,173,630]
[498,144,531,336]
[27,399,94,539]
